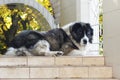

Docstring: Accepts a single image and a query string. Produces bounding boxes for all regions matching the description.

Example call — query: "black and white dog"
[5,22,93,56]
[5,28,78,56]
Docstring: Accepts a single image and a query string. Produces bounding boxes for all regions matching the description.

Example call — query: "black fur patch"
[9,30,45,48]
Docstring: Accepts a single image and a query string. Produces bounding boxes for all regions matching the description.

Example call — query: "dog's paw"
[55,51,64,56]
[44,51,64,56]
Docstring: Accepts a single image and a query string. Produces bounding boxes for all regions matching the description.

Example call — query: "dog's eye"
[87,32,93,37]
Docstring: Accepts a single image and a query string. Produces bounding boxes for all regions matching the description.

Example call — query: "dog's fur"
[5,22,93,56]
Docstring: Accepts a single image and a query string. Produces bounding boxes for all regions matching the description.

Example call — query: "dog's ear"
[70,23,83,42]
[70,25,77,37]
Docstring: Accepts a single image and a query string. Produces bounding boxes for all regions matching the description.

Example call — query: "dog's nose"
[83,39,87,44]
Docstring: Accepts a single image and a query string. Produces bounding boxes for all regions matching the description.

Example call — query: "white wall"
[76,0,89,22]
[103,0,120,79]
[60,0,76,26]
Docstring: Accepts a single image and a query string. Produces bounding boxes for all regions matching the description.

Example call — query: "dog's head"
[70,22,93,46]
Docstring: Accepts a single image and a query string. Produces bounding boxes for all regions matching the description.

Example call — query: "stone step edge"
[1,56,104,58]
[0,66,112,68]
[0,67,113,79]
[0,78,118,80]
[0,56,105,66]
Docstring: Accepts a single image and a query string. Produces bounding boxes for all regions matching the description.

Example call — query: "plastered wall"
[103,0,120,79]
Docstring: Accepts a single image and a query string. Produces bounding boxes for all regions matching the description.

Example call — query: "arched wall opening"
[0,1,56,54]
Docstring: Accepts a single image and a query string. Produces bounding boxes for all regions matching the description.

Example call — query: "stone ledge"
[0,57,27,67]
[0,68,29,78]
[0,56,105,67]
[28,57,54,66]
[0,66,112,78]
[0,79,118,80]
[89,67,112,78]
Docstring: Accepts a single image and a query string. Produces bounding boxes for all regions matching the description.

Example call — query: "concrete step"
[0,79,118,80]
[0,67,112,78]
[0,56,104,67]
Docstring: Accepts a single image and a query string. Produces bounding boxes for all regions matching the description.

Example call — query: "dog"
[5,22,93,56]
[62,22,93,56]
[5,28,78,56]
